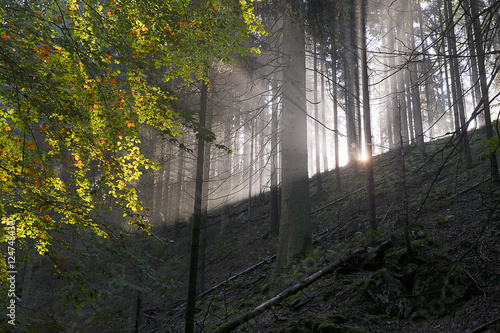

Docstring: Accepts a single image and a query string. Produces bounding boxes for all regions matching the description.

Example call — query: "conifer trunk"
[277,0,312,267]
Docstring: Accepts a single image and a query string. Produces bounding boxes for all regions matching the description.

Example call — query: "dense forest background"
[1,0,499,332]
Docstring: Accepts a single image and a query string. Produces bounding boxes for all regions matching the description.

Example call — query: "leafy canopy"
[0,0,263,276]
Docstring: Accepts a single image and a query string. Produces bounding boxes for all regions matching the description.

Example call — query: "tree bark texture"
[185,81,208,333]
[360,0,377,231]
[277,1,312,267]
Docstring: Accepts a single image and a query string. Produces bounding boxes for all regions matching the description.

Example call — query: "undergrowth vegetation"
[2,129,499,332]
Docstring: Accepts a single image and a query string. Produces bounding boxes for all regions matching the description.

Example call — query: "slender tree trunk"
[351,1,361,164]
[384,34,394,150]
[360,0,377,232]
[331,45,341,191]
[344,15,358,166]
[270,74,280,237]
[221,119,232,234]
[408,0,425,153]
[388,17,401,149]
[199,102,213,293]
[313,44,322,191]
[444,0,473,167]
[248,115,255,230]
[397,104,412,257]
[418,0,434,139]
[160,145,171,228]
[174,138,185,233]
[320,56,329,172]
[440,52,455,133]
[464,0,483,125]
[405,69,415,145]
[277,1,312,267]
[259,108,265,196]
[185,80,208,333]
[398,71,409,148]
[470,0,500,183]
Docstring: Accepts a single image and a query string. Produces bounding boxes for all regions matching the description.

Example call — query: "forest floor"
[146,128,500,333]
[6,128,499,333]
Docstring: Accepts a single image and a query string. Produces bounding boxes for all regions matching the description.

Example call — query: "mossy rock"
[350,251,383,271]
[365,249,478,320]
[383,248,409,274]
[412,263,477,317]
[363,268,413,318]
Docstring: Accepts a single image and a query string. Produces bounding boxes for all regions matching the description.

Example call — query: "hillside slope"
[144,128,500,332]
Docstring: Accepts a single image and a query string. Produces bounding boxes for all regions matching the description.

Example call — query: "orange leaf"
[1,33,8,39]
[74,160,84,169]
[127,122,135,128]
[5,126,11,131]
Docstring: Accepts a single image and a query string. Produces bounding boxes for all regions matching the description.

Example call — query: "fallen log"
[198,254,276,299]
[161,255,277,318]
[213,240,392,333]
[449,178,490,198]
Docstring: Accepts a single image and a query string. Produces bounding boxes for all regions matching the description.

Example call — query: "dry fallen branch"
[449,178,490,198]
[198,255,276,299]
[213,241,392,333]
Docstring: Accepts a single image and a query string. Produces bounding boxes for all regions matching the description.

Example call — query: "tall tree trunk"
[320,56,329,172]
[384,33,394,150]
[408,0,425,153]
[331,45,341,191]
[405,69,415,146]
[349,1,363,163]
[173,137,185,233]
[395,6,410,149]
[277,1,312,267]
[440,51,455,133]
[397,71,410,148]
[185,80,208,333]
[313,44,323,191]
[397,104,413,257]
[248,115,255,230]
[360,0,377,232]
[470,0,500,183]
[388,17,401,149]
[199,101,213,293]
[464,0,483,126]
[344,14,358,166]
[221,118,233,234]
[160,144,171,228]
[444,0,473,167]
[418,0,435,139]
[270,74,280,237]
